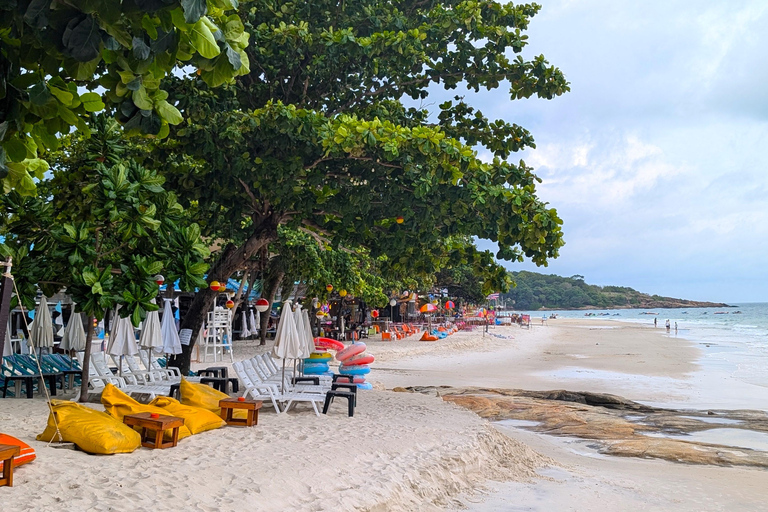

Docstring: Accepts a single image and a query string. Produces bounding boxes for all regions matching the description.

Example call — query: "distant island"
[501,271,732,310]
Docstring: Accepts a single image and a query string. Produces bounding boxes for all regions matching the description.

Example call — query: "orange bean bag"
[0,434,35,471]
[420,331,438,341]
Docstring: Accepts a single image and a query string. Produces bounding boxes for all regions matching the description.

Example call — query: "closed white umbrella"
[60,307,87,352]
[107,308,139,375]
[301,309,315,356]
[250,308,259,335]
[161,298,182,355]
[240,307,251,338]
[30,296,54,351]
[3,328,12,357]
[272,301,301,391]
[293,305,312,359]
[140,299,164,354]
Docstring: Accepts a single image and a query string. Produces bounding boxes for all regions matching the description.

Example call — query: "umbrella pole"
[281,359,286,394]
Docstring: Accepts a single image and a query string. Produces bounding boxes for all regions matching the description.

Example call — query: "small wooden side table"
[219,398,263,427]
[123,413,185,449]
[0,444,21,487]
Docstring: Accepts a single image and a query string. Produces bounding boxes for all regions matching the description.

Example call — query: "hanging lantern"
[326,284,333,292]
[396,216,404,224]
[225,300,235,309]
[210,281,221,292]
[432,299,439,305]
[154,274,165,285]
[339,289,347,297]
[389,299,397,307]
[371,310,379,318]
[254,297,270,312]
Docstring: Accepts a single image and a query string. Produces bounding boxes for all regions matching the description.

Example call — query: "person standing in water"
[675,321,678,333]
[665,319,671,332]
[654,317,657,328]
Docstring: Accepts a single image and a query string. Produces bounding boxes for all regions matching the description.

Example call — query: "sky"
[424,0,768,303]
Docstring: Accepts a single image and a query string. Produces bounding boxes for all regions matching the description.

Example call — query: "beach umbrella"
[445,301,456,310]
[107,309,139,375]
[139,299,164,354]
[301,309,315,357]
[240,307,252,338]
[272,300,301,392]
[420,303,438,313]
[3,328,12,357]
[161,298,182,356]
[60,308,86,352]
[249,308,259,335]
[30,296,54,352]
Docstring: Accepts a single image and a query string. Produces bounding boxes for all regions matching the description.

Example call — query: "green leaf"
[132,85,153,110]
[155,100,183,125]
[141,14,158,40]
[189,18,220,59]
[181,0,207,24]
[132,37,151,60]
[80,92,105,112]
[62,16,101,62]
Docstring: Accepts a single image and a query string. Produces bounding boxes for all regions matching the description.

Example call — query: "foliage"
[502,272,726,310]
[0,0,249,195]
[0,117,208,324]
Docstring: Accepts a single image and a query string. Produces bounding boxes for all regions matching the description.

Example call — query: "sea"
[504,303,768,410]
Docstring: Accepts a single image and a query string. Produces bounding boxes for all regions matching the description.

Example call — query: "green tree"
[0,0,248,195]
[154,1,567,373]
[0,117,208,399]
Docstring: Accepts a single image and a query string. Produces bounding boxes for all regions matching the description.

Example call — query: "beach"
[2,319,767,511]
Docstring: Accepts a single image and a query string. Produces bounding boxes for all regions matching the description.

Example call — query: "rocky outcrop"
[394,386,768,468]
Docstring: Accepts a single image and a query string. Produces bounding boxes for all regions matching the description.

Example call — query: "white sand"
[2,319,767,510]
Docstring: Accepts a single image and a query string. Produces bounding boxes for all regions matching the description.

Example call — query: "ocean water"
[506,303,768,406]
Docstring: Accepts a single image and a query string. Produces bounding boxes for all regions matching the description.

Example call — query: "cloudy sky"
[427,0,768,303]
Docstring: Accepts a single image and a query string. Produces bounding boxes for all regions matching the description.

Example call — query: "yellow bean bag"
[37,400,141,454]
[149,396,225,434]
[179,378,246,419]
[101,384,192,440]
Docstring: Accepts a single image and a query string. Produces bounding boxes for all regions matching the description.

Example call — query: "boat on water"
[714,311,728,315]
[733,311,742,314]
[639,312,659,315]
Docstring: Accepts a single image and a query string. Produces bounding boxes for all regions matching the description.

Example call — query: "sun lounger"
[234,362,326,415]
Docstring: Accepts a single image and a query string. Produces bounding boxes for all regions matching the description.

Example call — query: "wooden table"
[0,444,20,487]
[123,413,185,449]
[219,398,263,427]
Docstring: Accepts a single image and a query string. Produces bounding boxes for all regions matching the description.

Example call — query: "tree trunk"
[171,217,280,374]
[259,269,284,345]
[79,315,94,402]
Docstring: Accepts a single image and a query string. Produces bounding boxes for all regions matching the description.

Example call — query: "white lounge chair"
[234,362,325,416]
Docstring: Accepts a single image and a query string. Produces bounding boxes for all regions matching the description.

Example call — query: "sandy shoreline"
[2,319,767,510]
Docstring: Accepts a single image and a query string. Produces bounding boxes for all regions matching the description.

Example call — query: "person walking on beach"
[665,319,670,332]
[654,317,657,328]
[675,322,678,333]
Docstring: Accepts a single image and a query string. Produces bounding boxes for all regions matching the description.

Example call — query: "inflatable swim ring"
[306,352,332,363]
[343,354,374,366]
[356,382,373,390]
[338,364,370,376]
[336,342,366,362]
[335,375,366,384]
[314,337,345,352]
[303,362,330,375]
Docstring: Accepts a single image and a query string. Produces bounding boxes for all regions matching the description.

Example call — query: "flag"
[486,293,500,300]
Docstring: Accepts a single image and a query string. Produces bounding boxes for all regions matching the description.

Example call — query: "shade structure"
[107,310,139,358]
[249,308,259,335]
[3,328,12,357]
[30,296,54,349]
[240,308,252,338]
[301,309,315,357]
[445,301,456,310]
[420,303,438,313]
[60,308,86,352]
[292,305,312,359]
[272,301,301,392]
[139,300,164,354]
[161,298,182,355]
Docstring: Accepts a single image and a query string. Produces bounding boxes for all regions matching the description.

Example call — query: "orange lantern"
[326,284,333,292]
[225,300,235,309]
[371,310,379,318]
[210,281,221,292]
[339,289,347,297]
[396,216,404,224]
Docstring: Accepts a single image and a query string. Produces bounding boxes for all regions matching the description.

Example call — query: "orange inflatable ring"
[0,434,36,470]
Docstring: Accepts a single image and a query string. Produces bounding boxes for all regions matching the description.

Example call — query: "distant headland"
[501,271,732,310]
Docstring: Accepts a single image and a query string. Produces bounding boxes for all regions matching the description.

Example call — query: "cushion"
[101,384,192,440]
[149,396,224,434]
[180,378,246,419]
[37,400,141,454]
[0,433,35,470]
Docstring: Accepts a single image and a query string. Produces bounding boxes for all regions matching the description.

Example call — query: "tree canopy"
[0,0,249,195]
